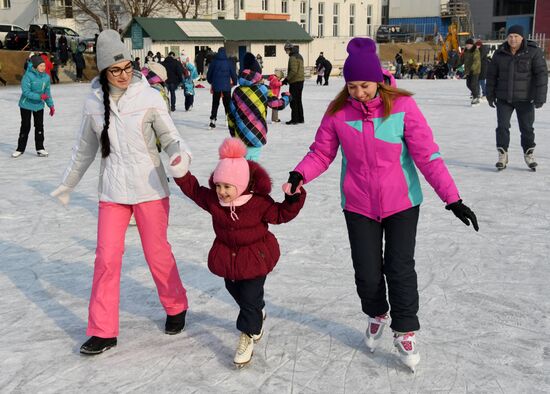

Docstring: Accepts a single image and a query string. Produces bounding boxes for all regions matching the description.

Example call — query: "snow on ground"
[0,77,548,393]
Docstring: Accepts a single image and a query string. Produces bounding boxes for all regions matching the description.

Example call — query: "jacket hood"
[237,69,263,86]
[290,46,299,55]
[208,160,272,196]
[215,48,228,60]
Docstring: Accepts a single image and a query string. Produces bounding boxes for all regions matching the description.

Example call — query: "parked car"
[376,25,414,43]
[0,24,25,49]
[5,24,92,52]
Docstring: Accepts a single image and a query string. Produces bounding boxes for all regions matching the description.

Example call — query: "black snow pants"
[495,100,535,153]
[225,276,266,335]
[17,108,45,152]
[344,206,420,332]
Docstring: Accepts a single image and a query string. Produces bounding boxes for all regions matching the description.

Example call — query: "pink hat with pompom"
[213,138,250,197]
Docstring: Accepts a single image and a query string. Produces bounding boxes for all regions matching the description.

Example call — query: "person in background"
[206,47,238,129]
[268,70,284,123]
[395,49,404,79]
[486,24,548,171]
[162,52,184,112]
[463,38,481,106]
[73,44,86,82]
[50,54,60,84]
[476,40,490,100]
[282,43,304,125]
[12,55,55,158]
[182,57,199,111]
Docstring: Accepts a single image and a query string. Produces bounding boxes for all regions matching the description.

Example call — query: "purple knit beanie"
[343,38,383,83]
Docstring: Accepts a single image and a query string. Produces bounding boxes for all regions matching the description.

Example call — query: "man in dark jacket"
[395,49,404,79]
[282,43,305,125]
[486,25,548,170]
[322,57,332,86]
[162,52,184,111]
[463,38,481,106]
[206,47,238,129]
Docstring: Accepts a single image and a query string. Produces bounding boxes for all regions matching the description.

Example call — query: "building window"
[300,0,306,30]
[333,3,339,37]
[64,0,73,18]
[318,2,324,37]
[262,0,268,11]
[349,3,355,37]
[281,0,287,13]
[240,0,244,10]
[367,4,373,37]
[264,45,276,57]
[0,0,10,8]
[218,0,225,10]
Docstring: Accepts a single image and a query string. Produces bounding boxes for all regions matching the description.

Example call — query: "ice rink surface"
[0,77,548,393]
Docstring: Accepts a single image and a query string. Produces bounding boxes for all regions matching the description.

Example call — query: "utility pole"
[106,0,111,30]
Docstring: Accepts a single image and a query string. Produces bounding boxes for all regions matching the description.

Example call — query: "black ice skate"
[165,310,187,335]
[80,336,117,355]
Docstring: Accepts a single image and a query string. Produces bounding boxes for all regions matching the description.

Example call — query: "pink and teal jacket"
[294,94,460,221]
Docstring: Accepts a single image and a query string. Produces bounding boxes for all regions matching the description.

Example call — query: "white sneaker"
[11,151,23,158]
[496,147,508,170]
[234,332,254,368]
[251,309,266,342]
[37,149,49,157]
[365,313,389,352]
[524,148,537,170]
[471,98,480,106]
[393,332,420,373]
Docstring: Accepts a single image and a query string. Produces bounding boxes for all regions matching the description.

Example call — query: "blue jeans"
[166,83,178,111]
[479,79,487,97]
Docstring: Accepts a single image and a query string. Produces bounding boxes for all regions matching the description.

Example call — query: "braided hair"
[99,70,111,158]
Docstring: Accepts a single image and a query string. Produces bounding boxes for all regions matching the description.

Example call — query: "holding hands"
[282,171,304,195]
[169,152,191,178]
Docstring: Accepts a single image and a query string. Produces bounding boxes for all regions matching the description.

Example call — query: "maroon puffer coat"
[174,161,306,280]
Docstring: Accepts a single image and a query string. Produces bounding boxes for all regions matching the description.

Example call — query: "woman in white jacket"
[51,30,192,355]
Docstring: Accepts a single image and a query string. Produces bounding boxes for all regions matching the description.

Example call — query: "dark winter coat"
[207,48,238,92]
[174,162,306,280]
[478,44,490,80]
[73,51,85,70]
[286,46,304,84]
[463,46,480,76]
[486,40,548,104]
[161,56,184,85]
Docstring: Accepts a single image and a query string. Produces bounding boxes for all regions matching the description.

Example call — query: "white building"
[0,0,79,31]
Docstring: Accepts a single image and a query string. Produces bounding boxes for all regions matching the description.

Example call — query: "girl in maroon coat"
[173,138,306,367]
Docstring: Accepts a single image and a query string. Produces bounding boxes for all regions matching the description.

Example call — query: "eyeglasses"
[107,63,133,77]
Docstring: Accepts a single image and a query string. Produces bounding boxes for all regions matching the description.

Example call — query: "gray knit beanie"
[96,29,132,72]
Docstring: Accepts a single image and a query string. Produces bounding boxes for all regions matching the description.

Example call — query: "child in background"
[50,54,60,84]
[228,59,291,161]
[316,63,325,85]
[172,137,306,368]
[182,57,199,111]
[267,70,284,123]
[142,62,170,111]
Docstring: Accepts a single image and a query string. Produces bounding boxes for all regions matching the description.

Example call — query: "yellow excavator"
[438,23,459,63]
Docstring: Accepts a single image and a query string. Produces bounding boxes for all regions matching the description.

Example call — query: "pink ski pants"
[87,198,188,338]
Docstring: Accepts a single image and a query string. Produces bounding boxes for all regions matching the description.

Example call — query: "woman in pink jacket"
[283,38,478,372]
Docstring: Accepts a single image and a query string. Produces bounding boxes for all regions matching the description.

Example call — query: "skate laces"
[237,333,252,354]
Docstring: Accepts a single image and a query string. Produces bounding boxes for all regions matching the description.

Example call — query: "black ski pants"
[344,206,420,332]
[289,81,304,123]
[167,83,178,111]
[17,108,45,152]
[466,74,480,99]
[495,100,535,153]
[225,276,266,335]
[210,90,231,121]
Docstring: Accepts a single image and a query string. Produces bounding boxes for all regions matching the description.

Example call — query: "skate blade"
[37,153,49,157]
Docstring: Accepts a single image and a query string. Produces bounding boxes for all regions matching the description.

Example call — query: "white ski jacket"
[60,73,191,204]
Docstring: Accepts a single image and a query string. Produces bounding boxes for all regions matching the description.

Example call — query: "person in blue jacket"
[12,55,55,158]
[182,57,199,111]
[206,47,237,129]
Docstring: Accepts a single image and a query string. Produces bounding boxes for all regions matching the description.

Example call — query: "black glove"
[287,171,303,194]
[445,200,479,232]
[284,192,301,204]
[487,96,495,108]
[534,102,543,109]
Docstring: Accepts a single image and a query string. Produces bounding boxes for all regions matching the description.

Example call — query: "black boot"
[80,336,117,355]
[165,310,187,335]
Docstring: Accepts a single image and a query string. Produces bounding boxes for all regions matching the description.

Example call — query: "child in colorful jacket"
[228,69,290,161]
[182,57,199,111]
[12,55,55,158]
[283,38,478,372]
[172,137,306,368]
[267,71,284,123]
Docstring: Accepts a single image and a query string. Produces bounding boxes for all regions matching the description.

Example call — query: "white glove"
[50,184,73,206]
[168,152,191,178]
